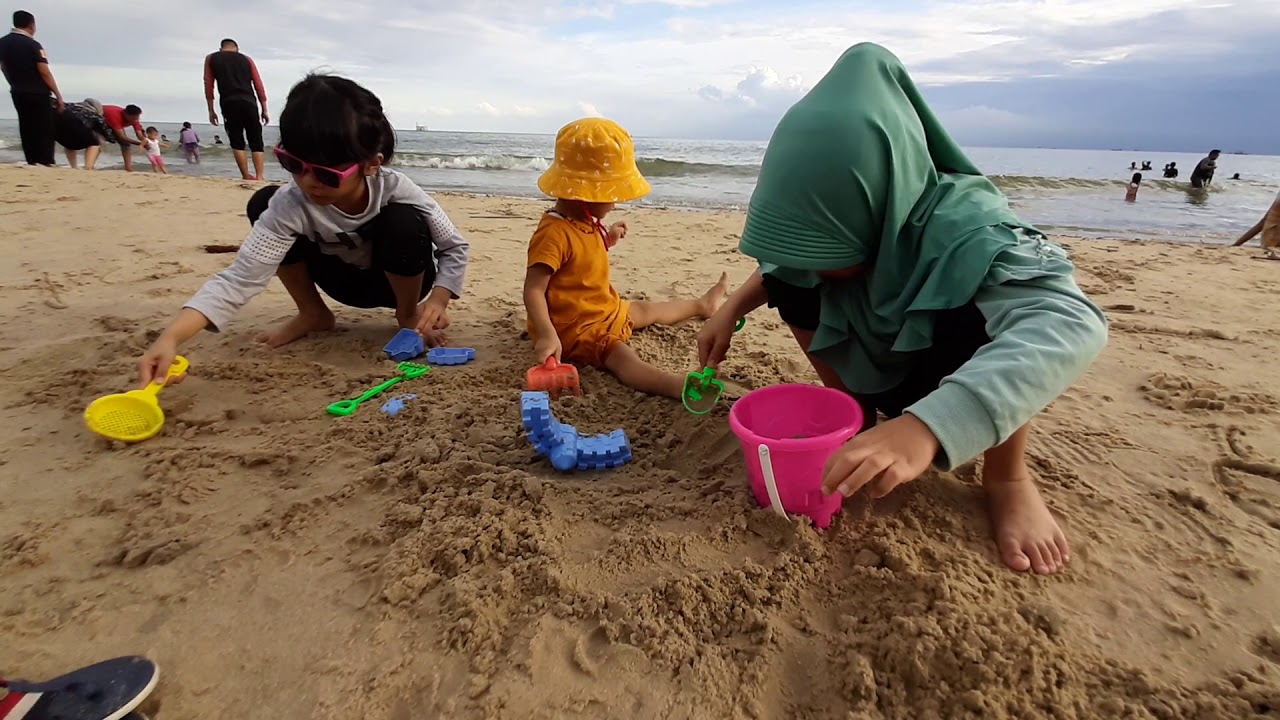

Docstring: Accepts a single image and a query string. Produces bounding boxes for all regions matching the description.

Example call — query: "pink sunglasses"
[273,146,362,188]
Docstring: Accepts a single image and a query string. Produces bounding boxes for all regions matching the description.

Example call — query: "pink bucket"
[728,384,864,529]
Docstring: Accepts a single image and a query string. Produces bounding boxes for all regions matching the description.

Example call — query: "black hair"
[1131,173,1142,184]
[1210,149,1221,155]
[220,38,237,49]
[182,122,192,129]
[124,104,142,116]
[146,126,158,133]
[13,11,33,28]
[278,73,395,166]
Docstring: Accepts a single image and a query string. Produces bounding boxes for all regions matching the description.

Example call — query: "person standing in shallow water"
[697,43,1107,576]
[204,38,269,181]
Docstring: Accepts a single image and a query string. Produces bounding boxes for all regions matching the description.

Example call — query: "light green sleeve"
[904,253,1108,470]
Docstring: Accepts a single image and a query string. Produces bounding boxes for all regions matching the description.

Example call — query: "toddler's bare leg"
[630,272,730,329]
[603,344,684,398]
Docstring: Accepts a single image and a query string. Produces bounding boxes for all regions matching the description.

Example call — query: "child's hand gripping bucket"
[728,384,864,529]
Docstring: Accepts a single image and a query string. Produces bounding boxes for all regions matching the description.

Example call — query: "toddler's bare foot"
[697,272,731,318]
[256,309,336,348]
[985,470,1070,575]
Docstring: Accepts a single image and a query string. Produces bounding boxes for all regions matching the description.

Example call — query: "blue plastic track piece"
[522,391,569,458]
[384,328,424,361]
[426,347,476,365]
[576,428,632,471]
[521,391,630,472]
[548,426,579,471]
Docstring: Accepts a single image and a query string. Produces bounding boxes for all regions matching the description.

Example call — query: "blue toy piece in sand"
[576,428,632,471]
[381,393,417,417]
[427,347,476,366]
[520,391,631,472]
[384,328,424,361]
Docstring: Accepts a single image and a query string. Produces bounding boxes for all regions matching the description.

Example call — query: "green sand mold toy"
[682,367,726,416]
[680,317,746,415]
[327,362,431,417]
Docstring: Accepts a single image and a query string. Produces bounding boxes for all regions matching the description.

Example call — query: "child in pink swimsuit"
[142,127,168,174]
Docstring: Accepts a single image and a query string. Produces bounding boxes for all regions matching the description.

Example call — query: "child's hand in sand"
[422,328,448,348]
[606,221,628,249]
[413,291,451,336]
[136,336,184,389]
[533,335,562,363]
[822,414,939,499]
[697,307,740,368]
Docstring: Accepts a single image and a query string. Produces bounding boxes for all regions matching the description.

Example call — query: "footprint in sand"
[1141,373,1273,415]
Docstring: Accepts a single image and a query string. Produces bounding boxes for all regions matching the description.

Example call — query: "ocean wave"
[989,174,1211,192]
[395,153,551,172]
[393,152,760,177]
[637,158,759,178]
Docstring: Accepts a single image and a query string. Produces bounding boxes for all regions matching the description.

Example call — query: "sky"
[8,0,1280,152]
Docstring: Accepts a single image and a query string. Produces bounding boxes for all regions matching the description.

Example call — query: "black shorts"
[54,113,99,151]
[246,185,436,309]
[222,99,264,153]
[761,273,991,419]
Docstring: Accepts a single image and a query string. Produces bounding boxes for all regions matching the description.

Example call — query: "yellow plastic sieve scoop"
[84,356,190,443]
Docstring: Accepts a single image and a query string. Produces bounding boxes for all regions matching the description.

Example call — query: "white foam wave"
[396,153,551,172]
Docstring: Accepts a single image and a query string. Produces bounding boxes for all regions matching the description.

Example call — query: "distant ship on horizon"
[415,123,429,132]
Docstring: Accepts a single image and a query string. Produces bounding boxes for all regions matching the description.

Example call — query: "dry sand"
[1,165,1278,719]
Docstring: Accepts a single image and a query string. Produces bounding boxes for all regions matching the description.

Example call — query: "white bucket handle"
[758,445,790,521]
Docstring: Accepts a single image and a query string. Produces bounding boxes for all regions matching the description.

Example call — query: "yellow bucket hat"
[537,117,652,203]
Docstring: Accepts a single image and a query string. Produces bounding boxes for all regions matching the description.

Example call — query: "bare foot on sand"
[256,310,336,348]
[697,272,731,318]
[985,474,1070,575]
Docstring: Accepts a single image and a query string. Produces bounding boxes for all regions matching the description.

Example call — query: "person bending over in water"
[698,43,1107,576]
[137,73,469,386]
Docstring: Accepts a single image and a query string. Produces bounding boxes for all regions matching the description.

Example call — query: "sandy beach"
[1,165,1277,718]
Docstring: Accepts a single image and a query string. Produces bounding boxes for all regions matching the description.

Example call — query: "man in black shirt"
[0,10,63,165]
[1190,150,1220,189]
[203,38,269,180]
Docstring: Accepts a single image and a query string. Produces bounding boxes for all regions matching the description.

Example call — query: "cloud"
[699,66,805,109]
[9,0,1280,151]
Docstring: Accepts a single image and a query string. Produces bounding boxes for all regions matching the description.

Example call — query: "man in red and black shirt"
[102,103,146,171]
[0,10,63,165]
[204,38,268,181]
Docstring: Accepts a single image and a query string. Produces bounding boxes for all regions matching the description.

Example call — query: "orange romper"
[527,212,632,366]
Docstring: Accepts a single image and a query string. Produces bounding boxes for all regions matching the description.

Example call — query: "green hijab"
[740,43,1062,394]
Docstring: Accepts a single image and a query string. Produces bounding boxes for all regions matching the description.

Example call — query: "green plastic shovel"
[327,362,430,417]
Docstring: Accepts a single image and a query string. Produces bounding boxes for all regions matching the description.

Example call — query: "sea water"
[2,120,1275,243]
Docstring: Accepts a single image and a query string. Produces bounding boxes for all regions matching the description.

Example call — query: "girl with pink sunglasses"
[136,74,470,387]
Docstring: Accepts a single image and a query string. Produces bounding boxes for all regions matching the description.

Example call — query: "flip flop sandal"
[0,656,158,720]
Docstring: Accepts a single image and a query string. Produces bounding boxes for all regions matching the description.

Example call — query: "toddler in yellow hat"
[523,117,729,397]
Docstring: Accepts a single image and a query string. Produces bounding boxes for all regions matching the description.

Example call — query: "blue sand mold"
[381,393,417,417]
[427,347,476,365]
[384,329,424,361]
[519,391,631,472]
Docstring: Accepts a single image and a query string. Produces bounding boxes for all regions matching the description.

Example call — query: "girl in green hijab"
[697,43,1107,576]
